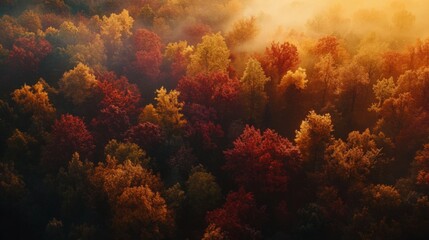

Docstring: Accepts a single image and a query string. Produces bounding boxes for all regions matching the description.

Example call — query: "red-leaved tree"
[184,103,224,150]
[124,122,165,154]
[97,71,141,116]
[177,71,239,119]
[43,114,95,171]
[224,125,301,196]
[92,72,141,144]
[206,188,265,240]
[259,41,299,83]
[183,22,212,45]
[133,28,162,81]
[7,36,52,73]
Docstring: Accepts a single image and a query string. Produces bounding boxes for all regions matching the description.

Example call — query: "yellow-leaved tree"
[91,156,172,239]
[278,67,308,92]
[154,87,186,134]
[59,63,98,105]
[12,79,56,129]
[100,9,134,50]
[187,33,231,76]
[12,80,55,118]
[295,110,334,169]
[138,104,160,124]
[240,58,270,124]
[139,87,187,134]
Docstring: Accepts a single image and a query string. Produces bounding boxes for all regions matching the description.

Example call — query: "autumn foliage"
[1,1,429,239]
[259,41,299,82]
[43,114,94,170]
[224,125,301,195]
[132,28,162,80]
[206,189,265,240]
[7,35,52,72]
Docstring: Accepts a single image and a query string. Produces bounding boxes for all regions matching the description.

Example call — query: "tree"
[312,54,339,106]
[0,15,26,48]
[409,38,429,69]
[138,104,160,125]
[18,10,42,33]
[100,9,134,52]
[369,77,396,112]
[97,72,140,117]
[104,139,149,167]
[201,224,227,240]
[92,104,131,144]
[133,28,162,80]
[0,162,27,204]
[177,71,239,111]
[43,114,95,171]
[154,87,187,134]
[137,4,156,26]
[226,16,258,48]
[337,60,370,114]
[324,129,386,187]
[295,111,334,168]
[414,144,429,187]
[7,35,52,73]
[376,93,429,153]
[278,67,308,92]
[91,72,141,142]
[164,41,193,82]
[311,36,347,63]
[91,157,162,203]
[183,22,212,45]
[186,165,222,215]
[350,184,406,240]
[187,33,231,76]
[11,80,56,129]
[259,41,299,83]
[59,63,98,105]
[224,125,301,196]
[353,39,384,82]
[206,189,265,240]
[124,122,164,154]
[164,183,186,211]
[239,58,270,124]
[112,185,173,239]
[377,93,415,138]
[56,152,96,225]
[42,0,70,14]
[65,34,106,69]
[362,184,401,223]
[183,104,224,150]
[46,21,93,47]
[168,146,197,177]
[133,28,160,52]
[381,51,408,79]
[396,67,429,110]
[5,129,37,166]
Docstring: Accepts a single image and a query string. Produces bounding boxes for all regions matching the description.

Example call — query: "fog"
[228,0,429,50]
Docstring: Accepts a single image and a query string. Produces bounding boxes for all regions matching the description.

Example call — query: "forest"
[0,0,429,239]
